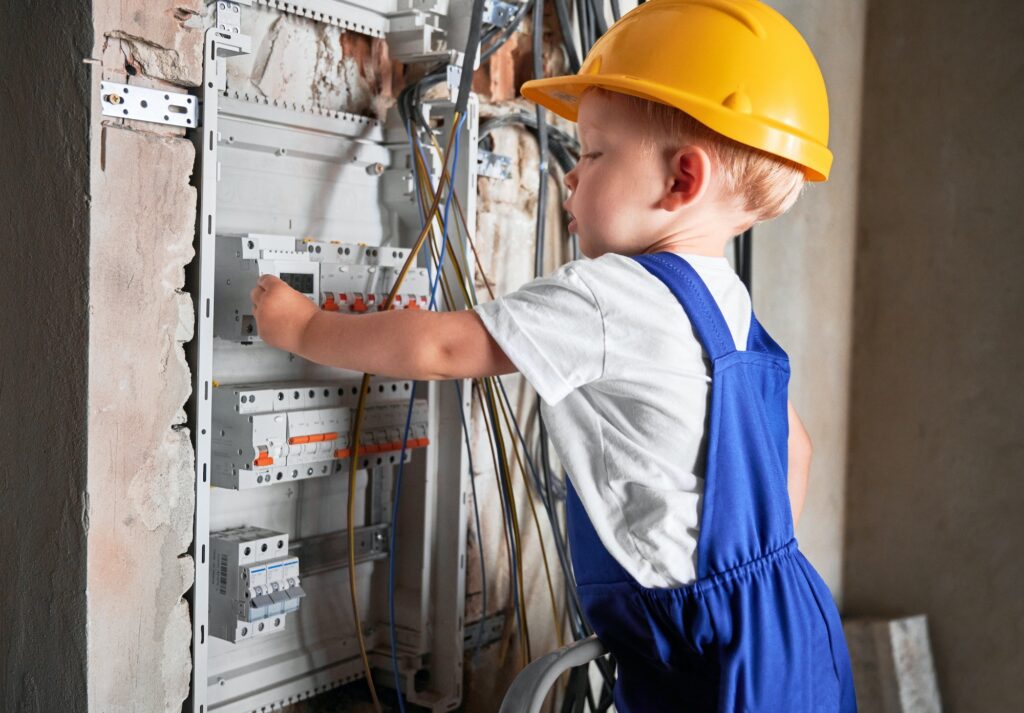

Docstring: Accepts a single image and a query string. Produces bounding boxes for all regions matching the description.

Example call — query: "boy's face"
[563,90,677,258]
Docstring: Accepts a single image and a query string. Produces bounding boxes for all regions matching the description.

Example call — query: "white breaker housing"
[209,527,305,643]
[212,379,430,490]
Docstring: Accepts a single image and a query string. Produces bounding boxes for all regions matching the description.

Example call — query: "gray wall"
[0,0,93,710]
[754,0,868,600]
[843,0,1024,710]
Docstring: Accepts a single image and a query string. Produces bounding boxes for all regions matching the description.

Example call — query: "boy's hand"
[250,274,318,353]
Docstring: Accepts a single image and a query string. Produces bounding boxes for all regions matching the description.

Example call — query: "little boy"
[251,1,857,710]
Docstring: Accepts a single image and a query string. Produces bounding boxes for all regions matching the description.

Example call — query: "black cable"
[587,0,608,37]
[577,0,592,56]
[741,227,753,293]
[554,0,582,73]
[733,228,753,293]
[455,0,487,117]
[533,0,550,280]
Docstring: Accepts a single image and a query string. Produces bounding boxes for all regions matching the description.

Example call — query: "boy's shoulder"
[559,252,672,298]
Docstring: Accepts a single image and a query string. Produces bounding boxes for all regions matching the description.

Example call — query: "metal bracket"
[484,0,520,28]
[213,0,247,35]
[209,0,253,55]
[464,612,506,648]
[477,149,513,180]
[100,81,198,128]
[446,50,466,102]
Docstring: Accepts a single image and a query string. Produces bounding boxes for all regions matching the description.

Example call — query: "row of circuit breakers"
[209,234,430,643]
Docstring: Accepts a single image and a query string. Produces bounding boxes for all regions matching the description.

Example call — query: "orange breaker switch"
[351,294,368,313]
[288,436,310,445]
[254,450,274,467]
[334,448,351,459]
[321,294,340,312]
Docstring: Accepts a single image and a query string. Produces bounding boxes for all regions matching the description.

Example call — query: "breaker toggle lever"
[321,293,340,312]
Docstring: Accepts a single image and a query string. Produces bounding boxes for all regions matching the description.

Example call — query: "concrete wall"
[0,1,93,710]
[843,0,1024,710]
[752,0,869,599]
[87,2,202,710]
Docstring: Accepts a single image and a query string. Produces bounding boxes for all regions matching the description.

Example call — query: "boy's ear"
[660,145,712,211]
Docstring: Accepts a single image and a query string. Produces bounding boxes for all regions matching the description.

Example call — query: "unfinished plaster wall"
[0,1,93,710]
[843,0,1024,709]
[86,1,202,710]
[752,0,868,598]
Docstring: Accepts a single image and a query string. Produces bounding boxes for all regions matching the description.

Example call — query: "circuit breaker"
[211,378,430,489]
[213,234,432,343]
[187,1,482,711]
[209,527,304,643]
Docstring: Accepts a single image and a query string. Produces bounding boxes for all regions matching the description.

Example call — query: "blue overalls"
[566,252,857,712]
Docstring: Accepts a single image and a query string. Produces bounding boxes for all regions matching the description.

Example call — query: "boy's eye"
[580,152,601,161]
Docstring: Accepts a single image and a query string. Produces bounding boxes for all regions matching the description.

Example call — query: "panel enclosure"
[188,2,479,711]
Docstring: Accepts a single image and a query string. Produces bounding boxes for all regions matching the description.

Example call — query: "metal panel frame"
[189,3,476,711]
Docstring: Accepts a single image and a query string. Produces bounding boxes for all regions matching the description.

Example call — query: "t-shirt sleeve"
[473,262,606,405]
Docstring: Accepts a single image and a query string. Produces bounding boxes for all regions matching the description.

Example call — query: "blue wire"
[388,389,418,713]
[429,113,467,310]
[388,113,467,713]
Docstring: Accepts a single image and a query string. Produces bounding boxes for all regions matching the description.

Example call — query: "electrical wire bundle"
[343,2,752,711]
[342,2,567,712]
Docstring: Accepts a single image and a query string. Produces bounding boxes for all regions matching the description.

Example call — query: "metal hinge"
[477,149,513,180]
[100,82,198,128]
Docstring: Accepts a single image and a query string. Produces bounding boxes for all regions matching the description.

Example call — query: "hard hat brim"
[521,74,832,182]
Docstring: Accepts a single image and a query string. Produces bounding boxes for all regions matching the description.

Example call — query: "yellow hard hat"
[520,0,832,181]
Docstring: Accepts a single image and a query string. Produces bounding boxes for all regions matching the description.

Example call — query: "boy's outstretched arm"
[787,400,812,528]
[250,274,517,380]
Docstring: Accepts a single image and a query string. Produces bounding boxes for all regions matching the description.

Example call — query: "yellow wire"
[483,376,531,664]
[416,144,565,652]
[407,116,572,672]
[411,147,533,663]
[414,151,530,663]
[415,130,567,658]
[345,111,464,713]
[494,383,565,648]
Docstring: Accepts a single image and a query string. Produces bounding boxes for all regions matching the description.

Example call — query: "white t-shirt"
[474,252,752,588]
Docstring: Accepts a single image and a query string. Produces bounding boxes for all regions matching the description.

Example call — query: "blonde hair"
[587,88,806,223]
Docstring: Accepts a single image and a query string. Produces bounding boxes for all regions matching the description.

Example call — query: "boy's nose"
[563,168,578,191]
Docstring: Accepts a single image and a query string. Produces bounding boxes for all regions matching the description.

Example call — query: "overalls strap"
[632,252,737,361]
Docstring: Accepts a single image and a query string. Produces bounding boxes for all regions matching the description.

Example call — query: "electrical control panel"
[188,2,482,711]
